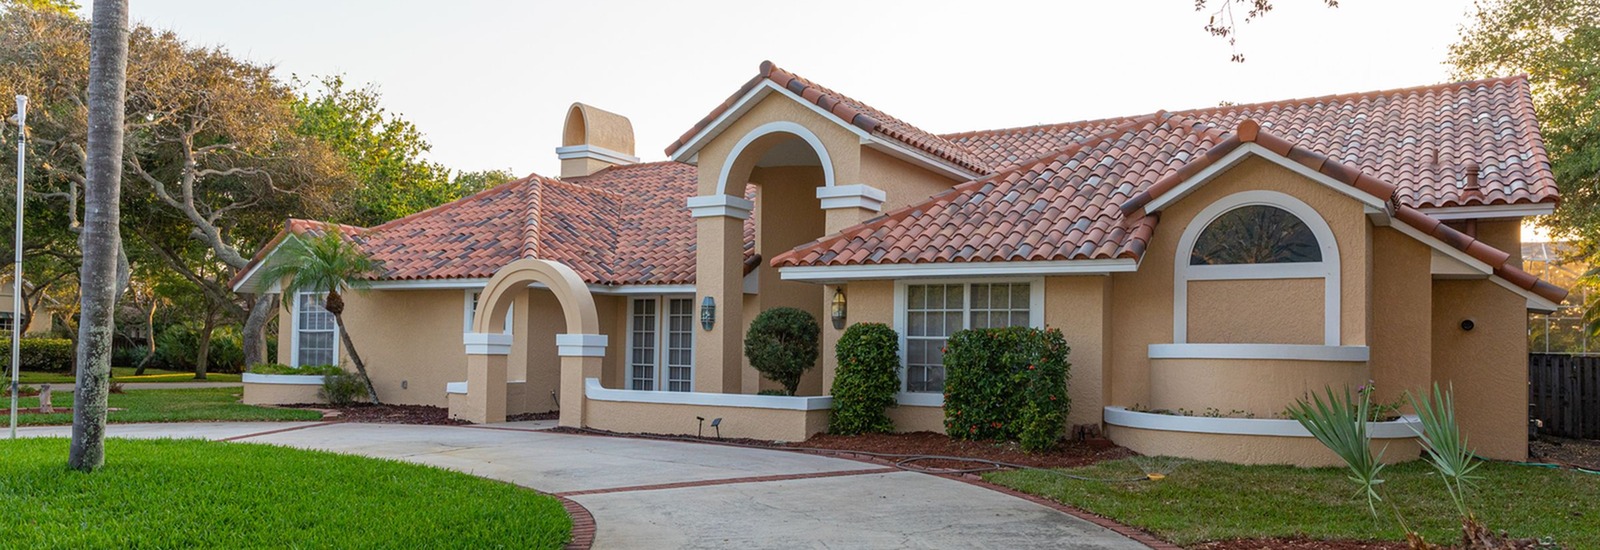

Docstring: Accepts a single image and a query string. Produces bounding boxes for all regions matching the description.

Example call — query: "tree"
[1195,0,1339,62]
[68,0,127,472]
[742,307,820,396]
[259,229,381,403]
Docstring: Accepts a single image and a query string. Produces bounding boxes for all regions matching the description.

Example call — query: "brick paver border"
[944,473,1180,550]
[556,496,596,550]
[219,421,338,442]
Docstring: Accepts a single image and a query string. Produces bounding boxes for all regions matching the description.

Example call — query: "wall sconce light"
[700,296,716,331]
[1460,318,1475,332]
[831,288,847,330]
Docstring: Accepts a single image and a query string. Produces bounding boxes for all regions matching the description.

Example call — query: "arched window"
[1174,191,1340,346]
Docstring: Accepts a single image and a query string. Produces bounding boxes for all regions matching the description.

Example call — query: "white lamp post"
[9,94,25,439]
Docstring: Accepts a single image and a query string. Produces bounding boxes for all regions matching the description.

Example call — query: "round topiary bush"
[743,307,820,396]
[829,322,901,435]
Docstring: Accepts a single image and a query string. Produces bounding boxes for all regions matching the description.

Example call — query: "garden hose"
[568,427,1156,484]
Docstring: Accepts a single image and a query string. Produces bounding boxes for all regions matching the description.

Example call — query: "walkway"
[17,422,1149,549]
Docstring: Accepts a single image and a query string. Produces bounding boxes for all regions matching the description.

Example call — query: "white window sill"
[895,391,944,407]
[1148,343,1369,362]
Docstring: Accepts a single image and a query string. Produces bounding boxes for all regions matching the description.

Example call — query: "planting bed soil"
[1530,436,1600,471]
[507,410,559,421]
[299,403,467,425]
[1189,538,1406,550]
[790,431,1133,470]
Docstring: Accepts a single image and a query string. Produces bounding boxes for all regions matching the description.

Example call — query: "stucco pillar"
[459,332,512,424]
[688,195,752,394]
[556,333,607,428]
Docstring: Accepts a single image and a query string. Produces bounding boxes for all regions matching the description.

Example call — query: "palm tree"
[261,229,383,404]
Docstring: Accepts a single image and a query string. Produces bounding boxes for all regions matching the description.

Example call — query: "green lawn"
[17,367,243,385]
[0,438,571,548]
[15,387,323,425]
[988,458,1596,547]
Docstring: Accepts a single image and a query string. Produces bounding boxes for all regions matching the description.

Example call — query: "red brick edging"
[556,496,596,550]
[219,421,339,442]
[944,474,1181,550]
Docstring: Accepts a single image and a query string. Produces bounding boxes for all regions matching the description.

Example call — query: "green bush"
[248,363,343,376]
[320,371,366,406]
[153,324,246,374]
[742,307,820,396]
[0,338,74,372]
[943,326,1071,453]
[829,323,901,435]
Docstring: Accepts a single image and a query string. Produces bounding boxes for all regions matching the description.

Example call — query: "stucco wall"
[1369,227,1433,406]
[0,290,53,334]
[751,165,828,396]
[1432,278,1529,461]
[1046,276,1113,430]
[1148,357,1368,418]
[1108,425,1422,467]
[858,148,959,211]
[584,399,830,441]
[1186,278,1325,344]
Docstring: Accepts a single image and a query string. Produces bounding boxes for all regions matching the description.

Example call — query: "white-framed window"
[464,290,513,334]
[1173,190,1341,346]
[894,279,1044,399]
[292,291,338,367]
[627,295,695,392]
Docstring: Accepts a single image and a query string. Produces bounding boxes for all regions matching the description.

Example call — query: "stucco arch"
[473,258,599,335]
[562,102,635,156]
[715,121,836,196]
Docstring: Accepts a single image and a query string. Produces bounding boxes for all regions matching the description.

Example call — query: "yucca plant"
[1406,383,1482,520]
[1287,386,1388,517]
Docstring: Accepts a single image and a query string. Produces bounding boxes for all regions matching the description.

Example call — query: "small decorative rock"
[38,384,52,414]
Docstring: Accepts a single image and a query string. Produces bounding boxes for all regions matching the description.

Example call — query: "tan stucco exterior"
[1148,357,1368,419]
[584,399,830,442]
[1108,425,1423,467]
[1185,278,1325,344]
[1432,277,1530,460]
[241,380,322,405]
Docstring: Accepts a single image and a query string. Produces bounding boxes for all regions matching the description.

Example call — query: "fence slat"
[1529,353,1600,439]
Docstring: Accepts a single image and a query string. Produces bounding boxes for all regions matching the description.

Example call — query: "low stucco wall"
[242,378,324,405]
[1149,357,1369,419]
[1108,424,1422,467]
[888,403,945,433]
[583,399,830,442]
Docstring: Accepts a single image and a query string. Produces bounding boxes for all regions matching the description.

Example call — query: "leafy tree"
[742,307,820,396]
[259,229,381,404]
[2,0,77,17]
[68,0,128,472]
[1195,0,1339,62]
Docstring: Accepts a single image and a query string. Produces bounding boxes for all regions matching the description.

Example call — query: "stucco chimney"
[557,103,638,178]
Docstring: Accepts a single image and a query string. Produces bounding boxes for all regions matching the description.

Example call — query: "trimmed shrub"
[0,338,74,372]
[829,323,901,435]
[319,371,366,405]
[943,326,1071,453]
[742,307,820,396]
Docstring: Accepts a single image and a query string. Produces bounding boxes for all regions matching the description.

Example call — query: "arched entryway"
[452,258,606,427]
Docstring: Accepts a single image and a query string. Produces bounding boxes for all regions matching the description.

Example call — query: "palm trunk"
[331,313,379,404]
[69,0,130,472]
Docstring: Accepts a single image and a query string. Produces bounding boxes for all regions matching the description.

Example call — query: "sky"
[114,0,1479,179]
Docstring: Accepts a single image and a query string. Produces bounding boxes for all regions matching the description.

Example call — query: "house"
[233,62,1565,466]
[0,280,55,335]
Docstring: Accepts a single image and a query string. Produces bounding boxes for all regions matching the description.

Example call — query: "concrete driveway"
[18,422,1148,549]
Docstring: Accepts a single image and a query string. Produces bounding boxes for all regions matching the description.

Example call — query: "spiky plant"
[260,229,382,404]
[1406,383,1482,520]
[1287,386,1387,517]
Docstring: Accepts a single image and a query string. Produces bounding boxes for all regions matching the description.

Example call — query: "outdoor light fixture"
[710,417,722,439]
[700,296,716,331]
[1460,319,1476,332]
[830,288,847,330]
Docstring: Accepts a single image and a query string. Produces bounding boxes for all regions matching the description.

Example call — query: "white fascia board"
[1489,276,1562,313]
[1420,203,1555,220]
[555,144,640,165]
[779,258,1139,283]
[668,80,982,182]
[445,381,467,395]
[1148,343,1371,362]
[1144,143,1386,213]
[1105,407,1422,439]
[585,378,833,411]
[686,194,755,219]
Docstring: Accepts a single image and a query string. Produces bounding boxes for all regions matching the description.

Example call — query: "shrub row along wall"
[943,327,1072,452]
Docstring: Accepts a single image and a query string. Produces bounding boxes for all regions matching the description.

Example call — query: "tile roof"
[777,113,1566,303]
[235,162,757,287]
[945,75,1557,210]
[667,61,992,176]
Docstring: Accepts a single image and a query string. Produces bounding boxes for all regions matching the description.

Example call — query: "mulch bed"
[1530,436,1600,471]
[508,411,559,422]
[789,431,1133,470]
[287,403,468,425]
[1188,538,1407,550]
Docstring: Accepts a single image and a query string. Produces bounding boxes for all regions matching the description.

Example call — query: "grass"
[16,367,243,385]
[13,387,323,425]
[987,458,1597,547]
[0,438,571,548]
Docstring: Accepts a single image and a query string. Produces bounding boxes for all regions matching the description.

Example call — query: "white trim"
[464,332,514,356]
[781,259,1137,283]
[241,373,329,385]
[815,184,887,212]
[554,144,639,166]
[1148,343,1371,362]
[556,333,609,357]
[1105,407,1422,439]
[463,290,513,334]
[1174,190,1341,346]
[289,291,339,368]
[893,278,1045,401]
[686,194,755,219]
[1385,220,1494,275]
[585,378,832,410]
[446,381,467,395]
[1487,276,1562,313]
[1430,250,1489,279]
[1143,143,1386,213]
[1420,203,1555,220]
[715,120,836,195]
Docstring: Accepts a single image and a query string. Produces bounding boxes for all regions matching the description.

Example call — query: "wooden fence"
[1529,353,1600,439]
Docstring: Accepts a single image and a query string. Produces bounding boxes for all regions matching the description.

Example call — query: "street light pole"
[10,94,25,439]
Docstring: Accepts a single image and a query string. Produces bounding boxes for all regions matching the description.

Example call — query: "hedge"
[942,326,1071,453]
[829,323,900,435]
[0,338,74,373]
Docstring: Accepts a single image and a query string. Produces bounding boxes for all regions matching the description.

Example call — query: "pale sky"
[116,0,1477,179]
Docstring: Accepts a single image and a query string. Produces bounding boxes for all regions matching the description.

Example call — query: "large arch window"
[1173,191,1341,346]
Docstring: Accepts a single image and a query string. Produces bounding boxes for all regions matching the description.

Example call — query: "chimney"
[1464,161,1481,195]
[557,103,638,178]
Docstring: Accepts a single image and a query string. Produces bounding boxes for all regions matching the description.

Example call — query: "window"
[294,292,338,367]
[900,281,1040,394]
[628,296,695,391]
[464,290,513,334]
[0,312,14,334]
[1190,205,1322,265]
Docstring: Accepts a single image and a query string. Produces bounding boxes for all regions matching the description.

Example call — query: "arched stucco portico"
[452,258,606,427]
